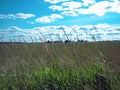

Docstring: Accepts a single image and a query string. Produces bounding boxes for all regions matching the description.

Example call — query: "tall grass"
[0,41,120,90]
[0,27,120,90]
[0,62,120,90]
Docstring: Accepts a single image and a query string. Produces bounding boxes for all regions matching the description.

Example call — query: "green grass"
[0,62,120,90]
[0,42,120,90]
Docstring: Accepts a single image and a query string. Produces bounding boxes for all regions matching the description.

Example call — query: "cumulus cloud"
[76,1,111,16]
[0,24,120,42]
[48,0,120,17]
[35,14,63,23]
[0,13,35,20]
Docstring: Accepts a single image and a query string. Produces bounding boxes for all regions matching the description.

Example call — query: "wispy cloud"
[0,13,35,20]
[35,14,63,23]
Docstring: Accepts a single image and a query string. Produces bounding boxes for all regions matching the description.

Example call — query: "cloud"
[35,16,51,23]
[61,1,82,10]
[61,11,78,16]
[44,0,70,4]
[50,14,63,19]
[109,1,120,13]
[82,0,95,6]
[114,0,120,4]
[35,14,63,23]
[0,24,120,42]
[48,0,120,17]
[76,1,111,16]
[49,5,63,11]
[49,1,82,11]
[88,1,113,16]
[8,26,22,31]
[86,1,120,16]
[0,14,15,19]
[0,13,35,20]
[15,13,35,19]
[49,1,82,16]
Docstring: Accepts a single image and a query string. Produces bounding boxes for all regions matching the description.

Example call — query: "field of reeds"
[0,41,120,90]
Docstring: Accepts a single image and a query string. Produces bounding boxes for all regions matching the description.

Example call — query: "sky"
[0,0,120,42]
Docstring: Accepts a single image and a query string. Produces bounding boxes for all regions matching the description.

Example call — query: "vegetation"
[0,41,120,90]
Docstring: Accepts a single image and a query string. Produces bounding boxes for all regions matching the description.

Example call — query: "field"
[0,41,120,90]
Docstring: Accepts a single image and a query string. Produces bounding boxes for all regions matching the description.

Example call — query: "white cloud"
[15,13,35,19]
[62,1,82,10]
[48,1,82,16]
[82,0,95,6]
[0,14,15,19]
[87,1,110,16]
[49,5,63,11]
[7,14,16,19]
[35,16,51,23]
[95,23,110,29]
[8,26,22,31]
[114,0,120,4]
[48,0,120,17]
[49,1,82,11]
[0,24,120,42]
[109,1,120,13]
[91,1,120,16]
[0,13,35,20]
[35,14,63,23]
[44,0,70,4]
[76,0,120,16]
[61,11,78,16]
[77,1,112,16]
[50,14,63,20]
[44,0,60,4]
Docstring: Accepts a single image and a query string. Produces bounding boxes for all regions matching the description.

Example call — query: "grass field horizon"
[0,0,120,89]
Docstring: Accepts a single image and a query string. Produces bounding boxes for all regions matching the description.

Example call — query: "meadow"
[0,41,120,90]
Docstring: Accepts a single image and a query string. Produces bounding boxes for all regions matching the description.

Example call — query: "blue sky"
[0,0,120,42]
